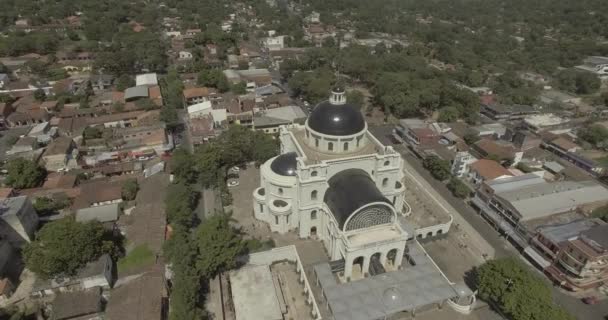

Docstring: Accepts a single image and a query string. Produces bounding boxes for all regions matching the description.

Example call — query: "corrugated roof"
[124,85,149,101]
[497,181,608,221]
[76,203,120,223]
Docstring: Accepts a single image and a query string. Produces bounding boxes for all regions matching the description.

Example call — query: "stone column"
[395,249,404,269]
[344,258,353,280]
[362,257,370,277]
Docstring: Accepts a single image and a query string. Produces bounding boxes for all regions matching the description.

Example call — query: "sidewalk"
[401,155,497,260]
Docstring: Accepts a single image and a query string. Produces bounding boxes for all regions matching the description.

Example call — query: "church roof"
[307,100,365,136]
[270,152,298,176]
[324,169,391,229]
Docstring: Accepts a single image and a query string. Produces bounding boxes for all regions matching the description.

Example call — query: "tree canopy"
[4,158,46,189]
[195,214,244,277]
[23,218,120,279]
[422,155,451,181]
[476,258,575,320]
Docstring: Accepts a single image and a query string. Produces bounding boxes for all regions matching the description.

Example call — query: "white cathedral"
[253,87,411,280]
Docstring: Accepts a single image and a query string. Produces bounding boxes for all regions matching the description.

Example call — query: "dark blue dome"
[270,152,298,176]
[307,101,365,136]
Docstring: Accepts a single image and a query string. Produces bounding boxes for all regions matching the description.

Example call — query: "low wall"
[242,245,322,320]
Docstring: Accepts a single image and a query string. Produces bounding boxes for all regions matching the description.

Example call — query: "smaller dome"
[270,152,298,176]
[382,287,402,309]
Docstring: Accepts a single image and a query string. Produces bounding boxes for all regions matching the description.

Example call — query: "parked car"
[230,166,240,173]
[227,180,239,187]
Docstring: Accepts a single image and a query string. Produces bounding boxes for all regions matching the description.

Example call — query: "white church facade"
[253,88,410,280]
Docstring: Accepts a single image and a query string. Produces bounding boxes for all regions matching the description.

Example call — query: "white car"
[230,166,240,172]
[227,180,239,187]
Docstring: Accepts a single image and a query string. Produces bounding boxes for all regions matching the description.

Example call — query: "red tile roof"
[470,159,513,180]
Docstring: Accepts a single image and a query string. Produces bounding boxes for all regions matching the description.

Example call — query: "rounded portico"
[254,152,299,233]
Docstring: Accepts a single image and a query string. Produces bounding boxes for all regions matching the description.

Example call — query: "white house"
[187,101,213,119]
[135,73,158,86]
[264,36,285,51]
[178,51,193,60]
[576,56,608,77]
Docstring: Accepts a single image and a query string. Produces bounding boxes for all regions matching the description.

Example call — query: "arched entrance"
[387,249,398,267]
[310,226,317,237]
[369,252,385,276]
[352,256,365,278]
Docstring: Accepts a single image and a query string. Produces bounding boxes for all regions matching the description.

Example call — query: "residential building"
[76,203,120,224]
[0,103,13,129]
[89,74,114,91]
[87,110,145,128]
[480,104,538,121]
[73,180,123,209]
[124,85,149,102]
[472,174,608,248]
[472,139,522,164]
[253,105,307,134]
[0,196,38,248]
[223,69,272,87]
[113,124,170,154]
[31,254,113,297]
[183,87,218,105]
[468,159,513,185]
[105,270,166,320]
[0,74,8,89]
[42,136,76,172]
[49,287,103,320]
[523,114,569,133]
[541,137,604,176]
[263,35,285,51]
[7,136,38,155]
[394,119,440,145]
[189,114,216,145]
[545,224,608,291]
[135,73,158,86]
[451,151,477,178]
[6,108,49,127]
[178,50,193,60]
[510,130,542,151]
[575,56,608,76]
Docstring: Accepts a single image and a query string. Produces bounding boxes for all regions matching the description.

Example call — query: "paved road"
[369,125,608,320]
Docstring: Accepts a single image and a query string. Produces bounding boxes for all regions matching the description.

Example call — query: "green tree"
[115,74,135,91]
[591,204,608,222]
[438,106,460,122]
[556,69,601,95]
[23,218,119,278]
[197,69,229,92]
[579,124,608,147]
[121,179,139,201]
[166,183,198,227]
[251,130,279,165]
[83,126,103,140]
[33,196,70,216]
[170,148,198,183]
[422,155,451,181]
[463,132,480,145]
[230,81,247,95]
[446,177,471,198]
[4,158,46,189]
[476,258,575,320]
[346,90,365,109]
[33,88,46,101]
[195,214,244,277]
